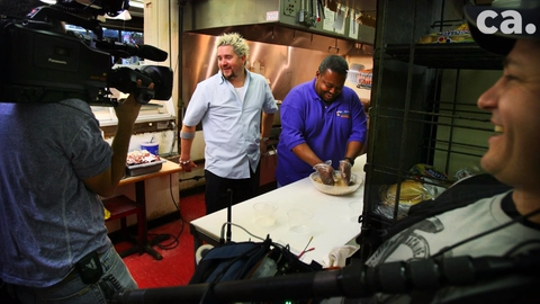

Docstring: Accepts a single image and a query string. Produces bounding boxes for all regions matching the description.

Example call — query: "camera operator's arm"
[83,80,153,197]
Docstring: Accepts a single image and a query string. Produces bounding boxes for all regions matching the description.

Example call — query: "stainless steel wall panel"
[180,33,335,114]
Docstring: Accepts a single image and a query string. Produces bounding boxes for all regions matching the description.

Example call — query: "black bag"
[189,239,272,284]
[189,237,324,304]
[189,237,322,285]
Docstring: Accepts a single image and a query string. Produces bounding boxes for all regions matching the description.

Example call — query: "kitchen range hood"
[182,0,376,55]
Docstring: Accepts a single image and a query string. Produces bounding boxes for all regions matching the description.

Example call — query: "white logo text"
[476,10,537,35]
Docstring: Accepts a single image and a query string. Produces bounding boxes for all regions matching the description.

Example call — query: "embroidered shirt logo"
[336,110,350,118]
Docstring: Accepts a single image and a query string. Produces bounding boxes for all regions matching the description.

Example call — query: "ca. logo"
[476,10,537,35]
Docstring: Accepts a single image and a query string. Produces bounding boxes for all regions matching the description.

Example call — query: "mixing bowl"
[309,171,362,196]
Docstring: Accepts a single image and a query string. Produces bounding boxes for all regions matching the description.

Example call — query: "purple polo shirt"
[276,78,368,186]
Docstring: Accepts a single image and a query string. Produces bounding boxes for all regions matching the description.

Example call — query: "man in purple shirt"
[276,55,368,187]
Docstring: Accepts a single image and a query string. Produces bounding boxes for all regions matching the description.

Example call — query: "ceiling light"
[129,1,145,9]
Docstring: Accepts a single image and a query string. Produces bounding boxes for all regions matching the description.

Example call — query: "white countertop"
[190,154,366,265]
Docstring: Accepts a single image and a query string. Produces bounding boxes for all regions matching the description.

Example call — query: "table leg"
[190,223,224,268]
[190,223,203,267]
[135,181,164,260]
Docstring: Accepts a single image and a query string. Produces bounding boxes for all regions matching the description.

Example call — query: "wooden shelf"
[103,195,141,221]
[103,195,144,257]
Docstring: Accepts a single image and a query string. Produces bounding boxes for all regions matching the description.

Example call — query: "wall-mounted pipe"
[176,1,189,156]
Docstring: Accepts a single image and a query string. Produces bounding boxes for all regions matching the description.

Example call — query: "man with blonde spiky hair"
[180,32,278,214]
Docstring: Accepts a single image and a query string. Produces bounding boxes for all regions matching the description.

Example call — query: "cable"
[216,222,298,261]
[179,175,205,182]
[148,173,186,251]
[219,222,265,243]
[504,240,540,257]
[298,236,314,258]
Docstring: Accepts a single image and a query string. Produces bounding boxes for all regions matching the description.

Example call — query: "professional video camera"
[0,0,173,106]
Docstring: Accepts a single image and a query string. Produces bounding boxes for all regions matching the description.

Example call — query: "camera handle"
[28,6,103,38]
[107,68,155,105]
[133,87,155,105]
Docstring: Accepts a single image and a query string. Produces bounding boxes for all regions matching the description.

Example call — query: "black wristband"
[344,157,355,167]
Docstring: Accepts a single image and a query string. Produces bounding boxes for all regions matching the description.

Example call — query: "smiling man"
[345,3,540,304]
[179,32,278,214]
[276,55,368,187]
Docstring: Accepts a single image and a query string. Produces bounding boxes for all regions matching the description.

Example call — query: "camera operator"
[0,1,151,303]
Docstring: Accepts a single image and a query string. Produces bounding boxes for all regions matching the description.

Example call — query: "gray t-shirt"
[0,99,112,288]
[363,191,540,303]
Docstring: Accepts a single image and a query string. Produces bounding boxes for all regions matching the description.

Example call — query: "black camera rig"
[0,0,173,106]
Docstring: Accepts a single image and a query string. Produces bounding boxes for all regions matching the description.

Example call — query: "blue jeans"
[13,245,137,304]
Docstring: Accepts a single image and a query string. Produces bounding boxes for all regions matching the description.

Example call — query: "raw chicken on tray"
[126,150,161,165]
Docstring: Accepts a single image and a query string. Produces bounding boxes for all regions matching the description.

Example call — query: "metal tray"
[125,160,165,177]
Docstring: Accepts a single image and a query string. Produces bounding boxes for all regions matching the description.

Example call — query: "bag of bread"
[376,180,430,220]
[385,180,430,206]
[377,178,439,220]
[417,22,474,44]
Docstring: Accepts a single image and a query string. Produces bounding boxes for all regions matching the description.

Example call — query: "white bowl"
[309,171,363,196]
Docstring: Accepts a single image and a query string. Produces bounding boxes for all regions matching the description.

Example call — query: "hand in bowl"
[339,160,352,186]
[313,162,335,186]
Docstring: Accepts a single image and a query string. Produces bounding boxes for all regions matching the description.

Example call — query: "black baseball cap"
[464,1,540,55]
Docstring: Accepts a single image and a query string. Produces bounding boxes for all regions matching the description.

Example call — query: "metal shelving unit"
[384,43,504,70]
[358,0,500,258]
